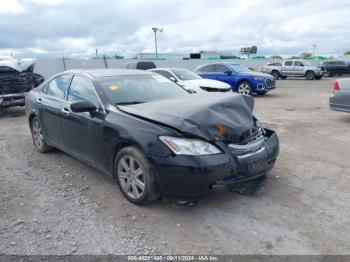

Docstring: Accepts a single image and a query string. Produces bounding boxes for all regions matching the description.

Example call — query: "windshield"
[99,74,189,105]
[228,64,251,73]
[172,69,202,81]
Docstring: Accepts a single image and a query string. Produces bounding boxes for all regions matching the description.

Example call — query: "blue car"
[194,62,276,95]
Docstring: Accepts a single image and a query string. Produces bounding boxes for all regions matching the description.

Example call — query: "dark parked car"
[122,61,156,70]
[321,60,350,77]
[0,58,44,110]
[26,69,279,205]
[329,78,350,113]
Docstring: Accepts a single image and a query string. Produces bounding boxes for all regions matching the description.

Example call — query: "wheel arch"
[305,70,315,76]
[110,139,146,178]
[28,112,37,128]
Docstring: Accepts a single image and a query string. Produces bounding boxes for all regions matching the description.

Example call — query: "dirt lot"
[0,78,349,255]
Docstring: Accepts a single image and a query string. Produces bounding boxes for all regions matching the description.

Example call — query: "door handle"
[61,107,70,115]
[37,98,42,104]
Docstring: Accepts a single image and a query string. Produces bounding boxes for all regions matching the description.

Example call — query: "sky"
[0,0,350,58]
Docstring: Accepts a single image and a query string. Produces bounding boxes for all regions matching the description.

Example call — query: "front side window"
[68,76,101,108]
[99,74,189,105]
[294,61,304,67]
[197,64,215,72]
[46,74,72,99]
[215,64,230,73]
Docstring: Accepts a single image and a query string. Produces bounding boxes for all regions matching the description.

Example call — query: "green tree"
[301,52,312,59]
[270,55,283,60]
[344,50,350,55]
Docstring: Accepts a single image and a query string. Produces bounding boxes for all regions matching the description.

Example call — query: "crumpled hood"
[183,79,231,90]
[119,93,255,142]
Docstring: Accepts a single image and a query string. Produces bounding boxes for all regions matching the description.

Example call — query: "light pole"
[312,44,317,57]
[152,27,163,59]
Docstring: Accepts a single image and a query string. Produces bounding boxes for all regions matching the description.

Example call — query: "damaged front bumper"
[0,92,27,108]
[151,129,279,202]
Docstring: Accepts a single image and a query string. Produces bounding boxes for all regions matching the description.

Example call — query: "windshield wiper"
[116,101,145,105]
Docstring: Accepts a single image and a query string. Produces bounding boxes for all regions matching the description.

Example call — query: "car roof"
[150,67,191,71]
[197,62,240,67]
[64,69,155,78]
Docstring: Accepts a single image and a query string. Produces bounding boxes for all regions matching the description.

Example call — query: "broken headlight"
[159,136,221,155]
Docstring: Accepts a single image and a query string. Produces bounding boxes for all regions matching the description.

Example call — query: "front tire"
[30,117,52,153]
[271,70,280,80]
[115,146,159,205]
[306,71,315,80]
[237,81,252,95]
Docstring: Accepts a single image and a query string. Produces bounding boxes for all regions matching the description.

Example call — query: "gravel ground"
[0,78,349,255]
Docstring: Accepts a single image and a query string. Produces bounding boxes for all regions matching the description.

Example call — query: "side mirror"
[70,100,97,113]
[224,70,232,75]
[169,76,177,82]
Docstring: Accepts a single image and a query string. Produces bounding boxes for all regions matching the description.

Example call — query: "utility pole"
[312,44,317,57]
[152,27,163,59]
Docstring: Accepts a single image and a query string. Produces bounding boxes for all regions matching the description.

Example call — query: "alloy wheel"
[238,83,251,95]
[32,119,44,149]
[117,155,145,200]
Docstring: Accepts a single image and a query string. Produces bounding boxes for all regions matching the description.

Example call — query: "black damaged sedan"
[26,69,279,205]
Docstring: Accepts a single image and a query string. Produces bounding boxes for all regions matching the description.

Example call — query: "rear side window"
[46,74,72,99]
[136,62,156,70]
[215,64,229,73]
[68,76,101,108]
[268,63,282,66]
[284,61,293,66]
[197,64,215,72]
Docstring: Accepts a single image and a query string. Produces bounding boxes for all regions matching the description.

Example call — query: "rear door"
[40,74,72,147]
[62,75,105,164]
[196,64,217,80]
[339,61,350,75]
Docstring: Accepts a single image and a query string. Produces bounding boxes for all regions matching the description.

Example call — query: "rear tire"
[30,117,52,153]
[114,146,160,206]
[306,71,315,80]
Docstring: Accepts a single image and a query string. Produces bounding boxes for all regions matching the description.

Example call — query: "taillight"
[334,80,340,91]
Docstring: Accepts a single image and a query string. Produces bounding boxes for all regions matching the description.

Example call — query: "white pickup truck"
[260,60,323,80]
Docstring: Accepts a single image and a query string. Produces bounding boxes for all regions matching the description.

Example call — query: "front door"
[281,61,293,75]
[214,64,235,87]
[62,75,105,164]
[293,61,305,76]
